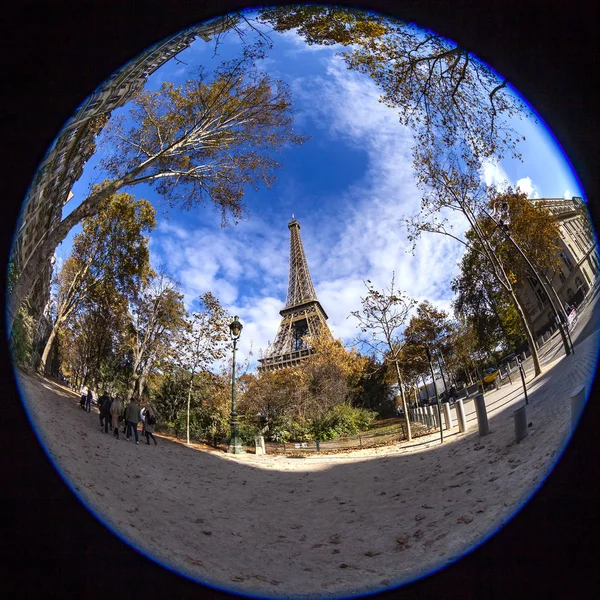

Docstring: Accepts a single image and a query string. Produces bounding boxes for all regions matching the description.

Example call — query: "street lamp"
[227,315,244,454]
[424,344,444,444]
[489,200,574,356]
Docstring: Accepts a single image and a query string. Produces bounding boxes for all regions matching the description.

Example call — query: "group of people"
[80,387,158,446]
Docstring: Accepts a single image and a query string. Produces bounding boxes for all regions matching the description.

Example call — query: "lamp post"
[227,315,243,454]
[425,344,443,444]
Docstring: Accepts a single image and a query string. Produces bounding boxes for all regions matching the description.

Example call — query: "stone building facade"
[518,196,598,335]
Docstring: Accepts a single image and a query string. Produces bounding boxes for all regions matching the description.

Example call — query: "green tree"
[402,301,454,395]
[452,228,526,358]
[8,44,308,332]
[124,272,187,403]
[38,192,156,374]
[176,292,230,445]
[350,274,416,440]
[352,355,394,417]
[58,282,132,391]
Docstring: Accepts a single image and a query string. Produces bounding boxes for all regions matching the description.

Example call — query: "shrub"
[172,408,229,443]
[312,405,378,441]
[266,414,312,443]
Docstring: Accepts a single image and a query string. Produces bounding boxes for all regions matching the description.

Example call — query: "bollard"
[426,406,434,428]
[442,402,453,430]
[514,405,528,443]
[494,377,500,391]
[431,405,439,428]
[316,439,321,452]
[455,398,467,433]
[570,386,586,431]
[474,392,490,436]
[254,435,266,455]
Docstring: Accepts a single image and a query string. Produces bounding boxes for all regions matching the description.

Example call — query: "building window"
[561,251,573,270]
[567,243,578,261]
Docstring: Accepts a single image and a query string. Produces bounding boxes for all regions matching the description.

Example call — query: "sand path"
[16,327,598,598]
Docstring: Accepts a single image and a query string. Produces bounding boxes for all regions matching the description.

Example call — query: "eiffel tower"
[258,216,331,372]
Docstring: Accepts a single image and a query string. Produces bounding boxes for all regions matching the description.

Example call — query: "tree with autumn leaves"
[448,188,568,371]
[38,192,156,375]
[8,43,308,333]
[240,330,381,442]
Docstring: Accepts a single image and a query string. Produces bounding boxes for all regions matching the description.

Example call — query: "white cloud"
[279,29,337,54]
[148,54,470,370]
[481,160,510,190]
[516,176,540,199]
[563,189,571,199]
[294,57,467,328]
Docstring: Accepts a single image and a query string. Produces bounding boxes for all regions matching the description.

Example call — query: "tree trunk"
[393,362,412,441]
[186,373,194,445]
[541,272,572,354]
[38,320,61,376]
[508,288,542,376]
[125,374,139,403]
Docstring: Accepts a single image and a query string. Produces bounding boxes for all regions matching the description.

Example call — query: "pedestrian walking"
[98,392,108,430]
[85,387,93,413]
[99,394,113,434]
[110,396,124,439]
[124,396,141,444]
[140,405,147,439]
[143,406,158,446]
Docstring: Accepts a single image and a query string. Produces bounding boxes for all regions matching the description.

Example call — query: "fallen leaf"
[457,514,474,524]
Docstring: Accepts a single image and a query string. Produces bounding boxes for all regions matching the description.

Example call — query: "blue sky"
[52,13,585,371]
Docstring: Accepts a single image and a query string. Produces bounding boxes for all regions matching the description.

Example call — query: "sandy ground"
[15,321,599,599]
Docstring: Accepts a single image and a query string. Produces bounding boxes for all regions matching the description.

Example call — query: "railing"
[261,421,437,455]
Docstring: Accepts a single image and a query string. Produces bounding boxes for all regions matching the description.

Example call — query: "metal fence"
[261,420,435,455]
[160,419,439,456]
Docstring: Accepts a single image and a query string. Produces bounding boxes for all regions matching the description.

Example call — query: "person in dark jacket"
[124,397,141,444]
[85,387,93,413]
[99,394,113,433]
[143,405,158,445]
